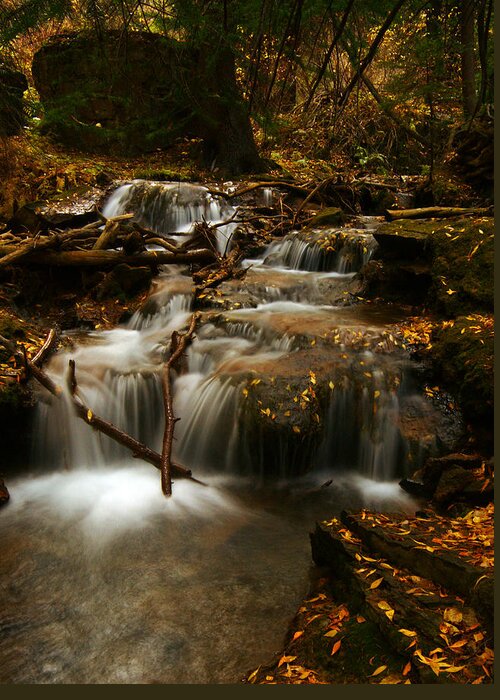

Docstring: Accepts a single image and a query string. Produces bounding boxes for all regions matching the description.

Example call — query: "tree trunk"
[460,0,477,119]
[194,46,266,176]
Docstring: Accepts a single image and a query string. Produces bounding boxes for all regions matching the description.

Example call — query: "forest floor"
[0,131,494,683]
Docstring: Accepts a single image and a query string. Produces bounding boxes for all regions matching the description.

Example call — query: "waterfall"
[263,229,378,273]
[102,180,237,254]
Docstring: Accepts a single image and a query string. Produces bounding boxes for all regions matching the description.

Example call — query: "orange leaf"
[371,665,387,677]
[331,641,342,656]
[292,631,304,641]
[370,577,384,589]
[278,655,297,667]
[402,661,412,676]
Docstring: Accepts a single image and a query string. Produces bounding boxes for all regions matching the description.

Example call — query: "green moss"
[430,216,494,316]
[430,314,494,429]
[309,207,349,227]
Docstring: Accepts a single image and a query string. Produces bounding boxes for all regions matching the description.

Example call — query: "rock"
[93,264,152,301]
[8,202,99,234]
[0,63,28,136]
[31,31,196,154]
[373,219,434,259]
[309,207,349,227]
[359,185,398,215]
[433,466,476,504]
[0,478,10,506]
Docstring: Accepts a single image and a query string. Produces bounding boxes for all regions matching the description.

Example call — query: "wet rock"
[0,478,10,506]
[8,203,99,235]
[373,219,434,260]
[93,264,152,301]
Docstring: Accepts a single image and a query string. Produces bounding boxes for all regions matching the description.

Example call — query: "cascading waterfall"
[32,186,438,483]
[2,180,456,684]
[263,228,378,273]
[103,180,238,254]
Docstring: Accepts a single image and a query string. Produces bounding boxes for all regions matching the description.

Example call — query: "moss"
[309,207,349,227]
[430,314,494,434]
[429,216,494,316]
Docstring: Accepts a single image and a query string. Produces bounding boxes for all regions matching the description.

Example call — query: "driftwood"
[0,331,206,492]
[385,206,492,221]
[160,312,199,496]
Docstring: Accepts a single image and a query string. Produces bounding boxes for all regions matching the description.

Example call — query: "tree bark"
[460,0,477,119]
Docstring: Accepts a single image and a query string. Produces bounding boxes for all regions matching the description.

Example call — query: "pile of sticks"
[0,211,218,270]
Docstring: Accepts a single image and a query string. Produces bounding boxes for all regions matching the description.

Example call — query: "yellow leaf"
[385,610,395,621]
[443,608,463,624]
[324,629,338,638]
[292,426,301,433]
[87,409,93,421]
[329,381,335,389]
[371,665,387,677]
[399,629,417,637]
[370,577,384,589]
[248,667,259,682]
[446,289,457,295]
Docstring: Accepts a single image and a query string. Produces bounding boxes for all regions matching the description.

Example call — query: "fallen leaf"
[371,665,387,677]
[292,631,304,641]
[370,577,384,589]
[331,640,341,656]
[443,608,463,624]
[278,655,297,667]
[399,629,417,637]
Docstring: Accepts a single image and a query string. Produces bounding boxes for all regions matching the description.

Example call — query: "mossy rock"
[309,207,349,227]
[370,216,493,315]
[429,216,493,316]
[430,314,493,442]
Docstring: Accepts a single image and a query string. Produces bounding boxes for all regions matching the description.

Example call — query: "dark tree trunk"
[460,0,477,119]
[194,47,266,176]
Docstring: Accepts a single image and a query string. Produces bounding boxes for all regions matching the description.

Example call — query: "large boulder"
[0,63,28,136]
[32,32,195,155]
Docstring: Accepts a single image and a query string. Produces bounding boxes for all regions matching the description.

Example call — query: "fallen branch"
[0,247,217,268]
[160,312,200,496]
[386,206,493,220]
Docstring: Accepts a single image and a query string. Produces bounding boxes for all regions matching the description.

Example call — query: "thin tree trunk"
[302,0,355,112]
[337,0,407,109]
[460,0,477,119]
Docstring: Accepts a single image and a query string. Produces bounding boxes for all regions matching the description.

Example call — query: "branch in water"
[160,312,200,497]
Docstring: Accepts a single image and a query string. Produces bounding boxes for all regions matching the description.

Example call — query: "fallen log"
[160,312,199,496]
[385,206,492,221]
[0,247,217,268]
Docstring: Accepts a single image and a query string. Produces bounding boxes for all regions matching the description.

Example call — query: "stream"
[0,181,457,684]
